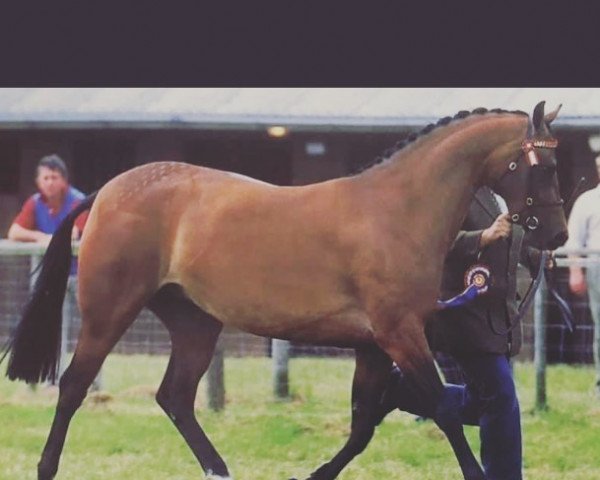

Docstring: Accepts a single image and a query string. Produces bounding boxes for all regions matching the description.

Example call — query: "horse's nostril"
[549,231,568,250]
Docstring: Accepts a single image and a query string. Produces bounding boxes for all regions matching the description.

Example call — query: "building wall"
[292,134,347,185]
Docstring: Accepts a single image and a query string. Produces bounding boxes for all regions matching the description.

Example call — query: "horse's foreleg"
[297,345,391,480]
[148,285,231,479]
[375,316,485,480]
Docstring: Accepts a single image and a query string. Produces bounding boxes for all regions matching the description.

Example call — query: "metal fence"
[521,249,600,365]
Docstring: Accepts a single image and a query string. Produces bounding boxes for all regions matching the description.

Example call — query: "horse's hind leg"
[147,284,231,479]
[376,315,485,480]
[37,288,147,480]
[298,346,391,480]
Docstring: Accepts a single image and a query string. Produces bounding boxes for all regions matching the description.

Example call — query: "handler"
[380,186,550,480]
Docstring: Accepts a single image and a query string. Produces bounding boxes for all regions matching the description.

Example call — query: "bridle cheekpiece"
[505,136,561,231]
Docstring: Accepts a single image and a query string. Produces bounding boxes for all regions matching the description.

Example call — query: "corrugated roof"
[1,88,600,130]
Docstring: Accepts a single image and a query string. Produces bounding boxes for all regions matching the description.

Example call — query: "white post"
[272,339,290,399]
[207,339,225,411]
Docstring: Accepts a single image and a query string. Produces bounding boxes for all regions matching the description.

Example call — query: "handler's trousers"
[386,353,522,480]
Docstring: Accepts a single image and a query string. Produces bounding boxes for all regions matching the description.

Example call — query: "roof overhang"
[1,115,599,133]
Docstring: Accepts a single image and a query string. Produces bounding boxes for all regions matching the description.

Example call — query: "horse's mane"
[354,107,528,174]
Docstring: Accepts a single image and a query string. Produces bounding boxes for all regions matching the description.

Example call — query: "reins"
[488,250,548,336]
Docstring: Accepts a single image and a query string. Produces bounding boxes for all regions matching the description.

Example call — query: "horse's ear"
[544,104,562,125]
[532,101,546,130]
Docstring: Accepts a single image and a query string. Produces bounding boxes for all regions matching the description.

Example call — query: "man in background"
[8,154,87,244]
[6,154,96,388]
[566,155,600,395]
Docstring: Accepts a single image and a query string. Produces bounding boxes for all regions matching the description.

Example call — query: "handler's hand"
[480,213,511,248]
[569,268,587,297]
[545,251,555,270]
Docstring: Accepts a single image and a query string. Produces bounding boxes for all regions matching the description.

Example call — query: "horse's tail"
[1,192,98,384]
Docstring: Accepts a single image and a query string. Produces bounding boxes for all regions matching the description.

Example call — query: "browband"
[521,138,559,165]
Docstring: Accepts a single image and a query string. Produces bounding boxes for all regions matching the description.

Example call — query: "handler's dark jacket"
[427,187,542,357]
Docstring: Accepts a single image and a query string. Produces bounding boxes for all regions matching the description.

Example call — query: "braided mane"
[355,107,528,174]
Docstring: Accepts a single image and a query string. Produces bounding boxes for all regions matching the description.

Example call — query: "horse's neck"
[361,115,526,254]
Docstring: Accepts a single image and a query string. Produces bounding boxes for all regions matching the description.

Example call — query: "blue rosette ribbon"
[436,264,491,309]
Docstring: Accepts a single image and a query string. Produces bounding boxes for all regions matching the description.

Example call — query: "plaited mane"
[355,107,528,174]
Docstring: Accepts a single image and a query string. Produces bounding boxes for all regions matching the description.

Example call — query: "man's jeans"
[390,353,522,480]
[588,264,600,393]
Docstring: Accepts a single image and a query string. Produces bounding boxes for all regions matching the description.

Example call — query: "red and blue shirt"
[13,186,88,234]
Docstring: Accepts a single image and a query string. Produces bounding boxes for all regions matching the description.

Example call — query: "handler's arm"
[445,230,485,264]
[446,213,510,263]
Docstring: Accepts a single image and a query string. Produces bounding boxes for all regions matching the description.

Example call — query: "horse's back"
[77,163,263,299]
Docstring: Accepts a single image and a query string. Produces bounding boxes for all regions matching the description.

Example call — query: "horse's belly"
[186,285,374,347]
[231,309,375,348]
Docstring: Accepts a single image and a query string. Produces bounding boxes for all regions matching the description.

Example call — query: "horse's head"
[492,101,568,250]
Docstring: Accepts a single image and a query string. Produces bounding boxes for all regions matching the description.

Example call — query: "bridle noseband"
[499,137,563,231]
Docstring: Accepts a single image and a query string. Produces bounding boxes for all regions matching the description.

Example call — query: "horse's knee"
[347,402,377,453]
[156,387,192,424]
[350,428,374,453]
[433,387,464,432]
[155,386,169,413]
[155,388,183,422]
[349,431,374,456]
[434,407,462,433]
[56,370,90,414]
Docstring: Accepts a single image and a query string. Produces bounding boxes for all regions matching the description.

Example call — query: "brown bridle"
[501,136,563,232]
[521,138,559,165]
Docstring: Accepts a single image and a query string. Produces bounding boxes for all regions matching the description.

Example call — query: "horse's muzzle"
[546,230,568,250]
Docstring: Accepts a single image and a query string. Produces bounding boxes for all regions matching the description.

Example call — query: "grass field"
[1,355,599,480]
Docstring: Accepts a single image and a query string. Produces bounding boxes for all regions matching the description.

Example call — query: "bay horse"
[3,101,568,480]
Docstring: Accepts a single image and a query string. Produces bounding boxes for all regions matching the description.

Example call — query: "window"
[0,139,20,194]
[71,139,136,194]
[184,135,292,186]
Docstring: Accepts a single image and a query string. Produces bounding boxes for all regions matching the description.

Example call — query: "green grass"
[1,356,599,479]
